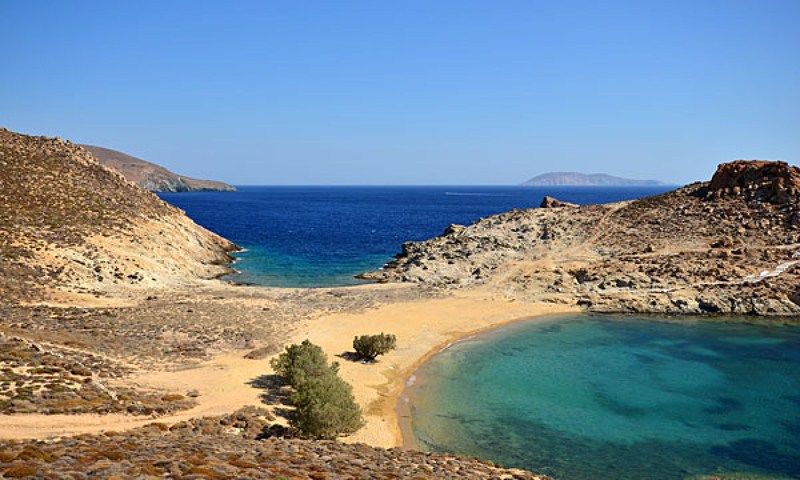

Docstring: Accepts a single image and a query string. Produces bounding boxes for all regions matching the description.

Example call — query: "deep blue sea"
[407,315,800,480]
[159,185,671,287]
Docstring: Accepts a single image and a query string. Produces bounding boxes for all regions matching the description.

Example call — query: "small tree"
[270,339,338,388]
[270,340,364,439]
[353,333,397,362]
[289,370,364,440]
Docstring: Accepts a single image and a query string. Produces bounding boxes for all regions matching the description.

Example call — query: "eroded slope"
[0,128,236,303]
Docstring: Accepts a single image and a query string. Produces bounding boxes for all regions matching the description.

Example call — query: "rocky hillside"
[365,160,800,315]
[0,128,237,303]
[0,408,547,479]
[83,145,236,192]
[522,171,664,186]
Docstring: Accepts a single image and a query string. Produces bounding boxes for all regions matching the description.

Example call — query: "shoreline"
[299,291,579,448]
[394,311,575,450]
[0,284,576,448]
[5,280,798,446]
[390,308,800,451]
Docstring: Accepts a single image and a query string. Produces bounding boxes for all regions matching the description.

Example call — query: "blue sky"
[1,1,798,185]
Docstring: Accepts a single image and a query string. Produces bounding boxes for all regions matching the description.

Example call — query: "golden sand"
[0,288,576,447]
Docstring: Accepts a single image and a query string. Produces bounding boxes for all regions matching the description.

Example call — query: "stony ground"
[363,161,800,316]
[0,407,547,479]
[0,283,425,418]
[1,285,426,369]
[0,334,196,415]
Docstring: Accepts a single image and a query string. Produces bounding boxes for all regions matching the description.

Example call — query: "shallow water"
[407,315,800,479]
[159,185,671,287]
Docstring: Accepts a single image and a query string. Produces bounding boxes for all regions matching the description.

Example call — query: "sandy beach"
[301,290,578,448]
[0,284,576,449]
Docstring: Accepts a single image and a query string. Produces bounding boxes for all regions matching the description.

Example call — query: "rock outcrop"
[703,160,800,204]
[539,196,579,208]
[364,160,800,315]
[0,128,237,303]
[82,144,236,192]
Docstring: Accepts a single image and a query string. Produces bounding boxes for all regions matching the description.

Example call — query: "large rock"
[539,196,578,208]
[706,160,800,204]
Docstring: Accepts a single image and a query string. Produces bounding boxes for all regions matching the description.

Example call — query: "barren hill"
[0,128,237,303]
[365,160,800,315]
[82,144,235,193]
[522,172,664,186]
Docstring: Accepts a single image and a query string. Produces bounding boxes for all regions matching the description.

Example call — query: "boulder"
[539,196,578,208]
[706,160,800,204]
[442,224,466,236]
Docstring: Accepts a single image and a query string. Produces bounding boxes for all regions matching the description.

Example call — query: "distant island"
[82,144,236,193]
[522,172,665,186]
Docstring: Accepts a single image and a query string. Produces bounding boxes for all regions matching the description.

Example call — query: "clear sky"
[1,1,798,185]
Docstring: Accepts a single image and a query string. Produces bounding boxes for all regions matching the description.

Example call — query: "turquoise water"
[407,315,800,479]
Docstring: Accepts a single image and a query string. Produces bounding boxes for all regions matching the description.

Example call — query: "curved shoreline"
[392,309,800,452]
[0,285,577,447]
[394,311,575,450]
[300,292,579,448]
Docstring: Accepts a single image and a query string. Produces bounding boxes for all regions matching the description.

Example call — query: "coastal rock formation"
[0,128,237,303]
[82,144,236,192]
[539,196,578,208]
[703,159,800,204]
[364,160,800,315]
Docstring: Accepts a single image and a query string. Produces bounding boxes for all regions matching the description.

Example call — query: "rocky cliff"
[82,145,236,192]
[0,128,237,303]
[365,160,800,315]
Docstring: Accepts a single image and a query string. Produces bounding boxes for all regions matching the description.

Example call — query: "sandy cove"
[305,290,578,448]
[0,287,576,447]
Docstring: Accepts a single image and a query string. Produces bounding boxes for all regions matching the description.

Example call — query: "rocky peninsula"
[83,144,236,193]
[365,160,800,316]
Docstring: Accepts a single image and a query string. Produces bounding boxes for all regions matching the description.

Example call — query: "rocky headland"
[365,160,800,315]
[82,144,236,193]
[0,129,237,304]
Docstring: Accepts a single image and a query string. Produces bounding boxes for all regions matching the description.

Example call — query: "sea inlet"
[405,315,800,480]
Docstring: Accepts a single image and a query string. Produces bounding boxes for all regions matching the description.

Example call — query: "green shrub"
[270,340,337,388]
[352,333,397,362]
[271,340,364,439]
[289,370,364,440]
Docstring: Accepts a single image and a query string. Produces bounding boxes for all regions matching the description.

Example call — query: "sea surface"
[406,315,800,480]
[159,185,670,287]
